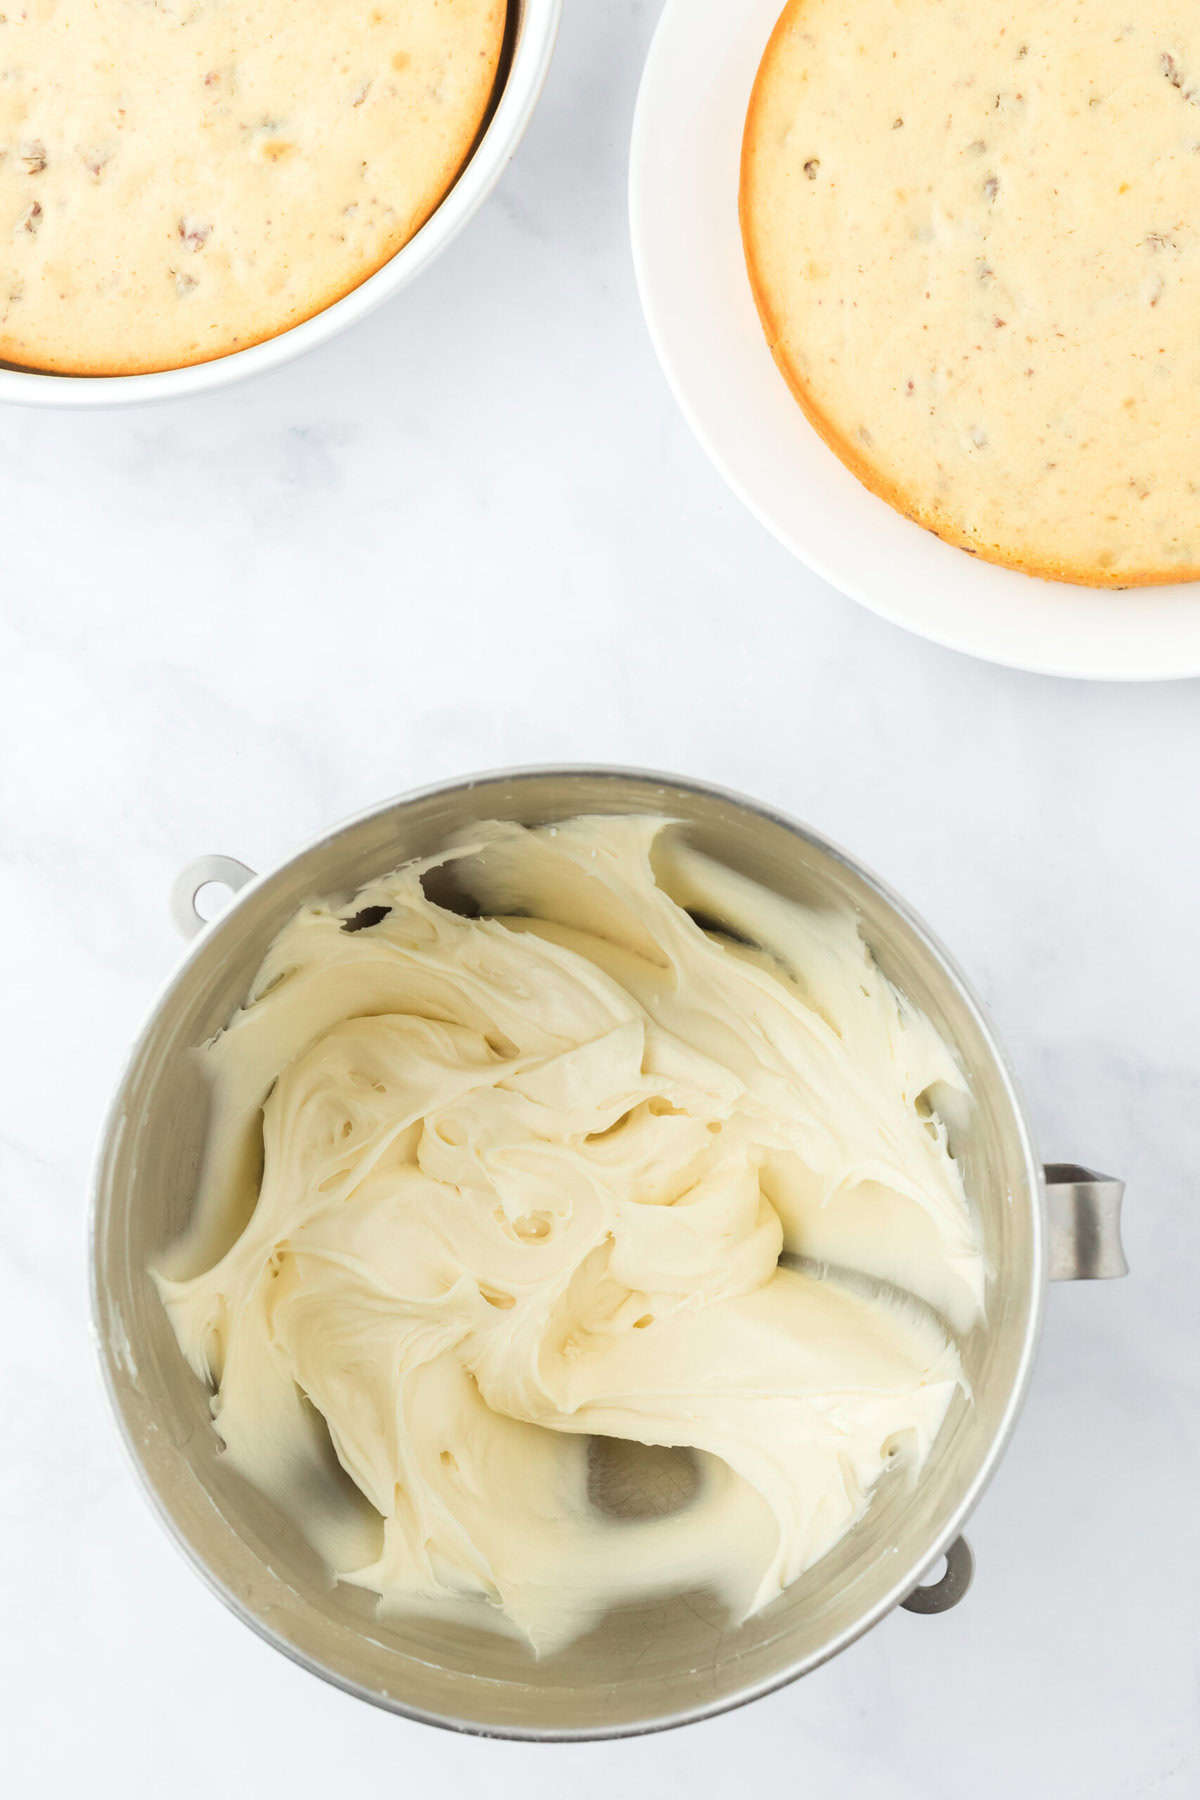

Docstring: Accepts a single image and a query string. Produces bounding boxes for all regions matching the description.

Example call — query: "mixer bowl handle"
[170,856,257,939]
[1044,1165,1128,1281]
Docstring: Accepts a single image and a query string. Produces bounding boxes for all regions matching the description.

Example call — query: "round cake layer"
[741,1,1200,587]
[0,0,506,375]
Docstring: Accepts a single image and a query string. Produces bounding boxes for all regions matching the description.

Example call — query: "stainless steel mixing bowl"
[91,768,1127,1737]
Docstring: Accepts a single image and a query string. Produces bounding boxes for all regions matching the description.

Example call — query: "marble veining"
[0,4,1195,1796]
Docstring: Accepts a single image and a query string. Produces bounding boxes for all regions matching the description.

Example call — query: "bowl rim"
[90,763,1046,1739]
[0,0,562,409]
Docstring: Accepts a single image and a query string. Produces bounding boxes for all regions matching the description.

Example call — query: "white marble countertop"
[2,6,1196,1796]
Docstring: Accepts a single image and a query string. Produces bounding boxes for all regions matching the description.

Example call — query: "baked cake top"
[742,1,1200,586]
[0,0,506,375]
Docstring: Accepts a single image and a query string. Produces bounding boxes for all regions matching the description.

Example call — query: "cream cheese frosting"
[156,816,985,1653]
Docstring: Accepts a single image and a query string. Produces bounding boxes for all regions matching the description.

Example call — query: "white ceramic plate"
[629,0,1200,680]
[0,0,560,408]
